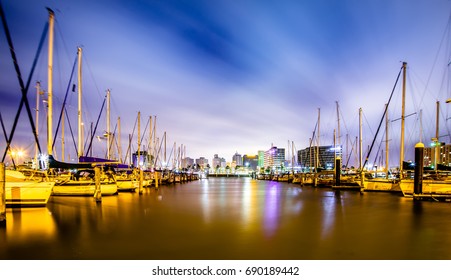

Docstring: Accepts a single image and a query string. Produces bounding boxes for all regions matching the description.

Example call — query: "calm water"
[1,177,450,260]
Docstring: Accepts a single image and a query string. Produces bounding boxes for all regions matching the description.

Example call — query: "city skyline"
[1,0,451,167]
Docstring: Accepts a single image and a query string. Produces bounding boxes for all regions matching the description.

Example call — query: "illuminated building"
[232,152,242,166]
[182,157,194,169]
[243,154,258,171]
[258,150,265,168]
[297,145,338,170]
[424,142,451,168]
[264,145,285,170]
[195,157,209,169]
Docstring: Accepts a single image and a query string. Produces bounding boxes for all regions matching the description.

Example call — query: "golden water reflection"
[4,208,56,244]
[2,178,451,259]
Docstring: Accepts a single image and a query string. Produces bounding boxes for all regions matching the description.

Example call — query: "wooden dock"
[331,185,364,192]
[412,193,451,202]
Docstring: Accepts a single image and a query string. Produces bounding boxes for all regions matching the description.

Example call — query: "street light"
[446,98,451,103]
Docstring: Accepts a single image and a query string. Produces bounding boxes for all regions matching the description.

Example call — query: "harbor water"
[1,177,450,260]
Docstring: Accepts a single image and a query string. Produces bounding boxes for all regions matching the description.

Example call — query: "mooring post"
[0,163,6,226]
[360,171,365,194]
[94,166,102,202]
[335,157,341,187]
[414,142,424,195]
[155,171,159,189]
[139,169,143,195]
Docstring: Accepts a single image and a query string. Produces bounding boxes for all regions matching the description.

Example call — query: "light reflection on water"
[1,177,451,260]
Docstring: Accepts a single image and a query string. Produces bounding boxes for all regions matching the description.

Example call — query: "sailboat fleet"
[257,60,451,201]
[2,6,451,209]
[0,7,199,208]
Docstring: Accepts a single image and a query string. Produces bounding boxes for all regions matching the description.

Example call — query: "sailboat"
[5,169,55,207]
[46,46,118,196]
[78,90,137,192]
[399,101,451,197]
[362,62,408,192]
[1,7,55,207]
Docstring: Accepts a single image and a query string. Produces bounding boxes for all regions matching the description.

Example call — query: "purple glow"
[0,1,449,164]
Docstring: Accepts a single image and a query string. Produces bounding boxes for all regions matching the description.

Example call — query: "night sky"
[1,0,450,167]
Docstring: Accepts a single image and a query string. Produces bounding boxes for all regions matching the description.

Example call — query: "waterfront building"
[297,145,337,170]
[195,157,209,169]
[264,146,285,171]
[258,150,265,168]
[182,157,194,169]
[232,152,242,166]
[243,154,258,171]
[212,154,227,169]
[212,154,221,169]
[424,142,451,168]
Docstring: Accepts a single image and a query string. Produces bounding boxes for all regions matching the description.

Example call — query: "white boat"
[52,169,118,196]
[400,177,451,196]
[363,177,401,192]
[5,170,54,207]
[115,172,138,192]
[362,63,407,193]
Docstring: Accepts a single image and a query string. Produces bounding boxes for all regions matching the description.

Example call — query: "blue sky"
[1,0,451,167]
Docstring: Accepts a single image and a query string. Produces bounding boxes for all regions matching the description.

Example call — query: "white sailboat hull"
[116,179,138,192]
[6,181,55,207]
[52,181,118,196]
[363,178,401,192]
[400,179,451,196]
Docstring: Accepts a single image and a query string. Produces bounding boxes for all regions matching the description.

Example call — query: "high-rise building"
[182,157,194,169]
[212,154,226,169]
[195,157,208,169]
[424,142,451,168]
[264,146,285,170]
[258,150,265,168]
[298,145,337,170]
[232,152,242,166]
[212,154,221,168]
[243,154,258,171]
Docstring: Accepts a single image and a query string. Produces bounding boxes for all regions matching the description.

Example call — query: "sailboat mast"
[77,47,83,158]
[164,131,167,168]
[47,8,54,156]
[333,129,336,161]
[118,117,122,162]
[385,103,389,178]
[149,116,152,167]
[154,116,157,167]
[137,111,141,168]
[399,62,407,176]
[345,133,349,165]
[61,107,65,161]
[285,140,293,168]
[316,108,320,170]
[336,101,341,153]
[106,89,110,160]
[173,142,176,169]
[435,101,440,172]
[359,108,363,171]
[35,81,40,167]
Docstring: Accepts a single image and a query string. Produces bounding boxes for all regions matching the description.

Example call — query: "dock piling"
[0,163,6,226]
[155,171,159,189]
[94,166,102,202]
[335,157,341,187]
[360,171,365,194]
[414,142,424,196]
[139,169,143,194]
